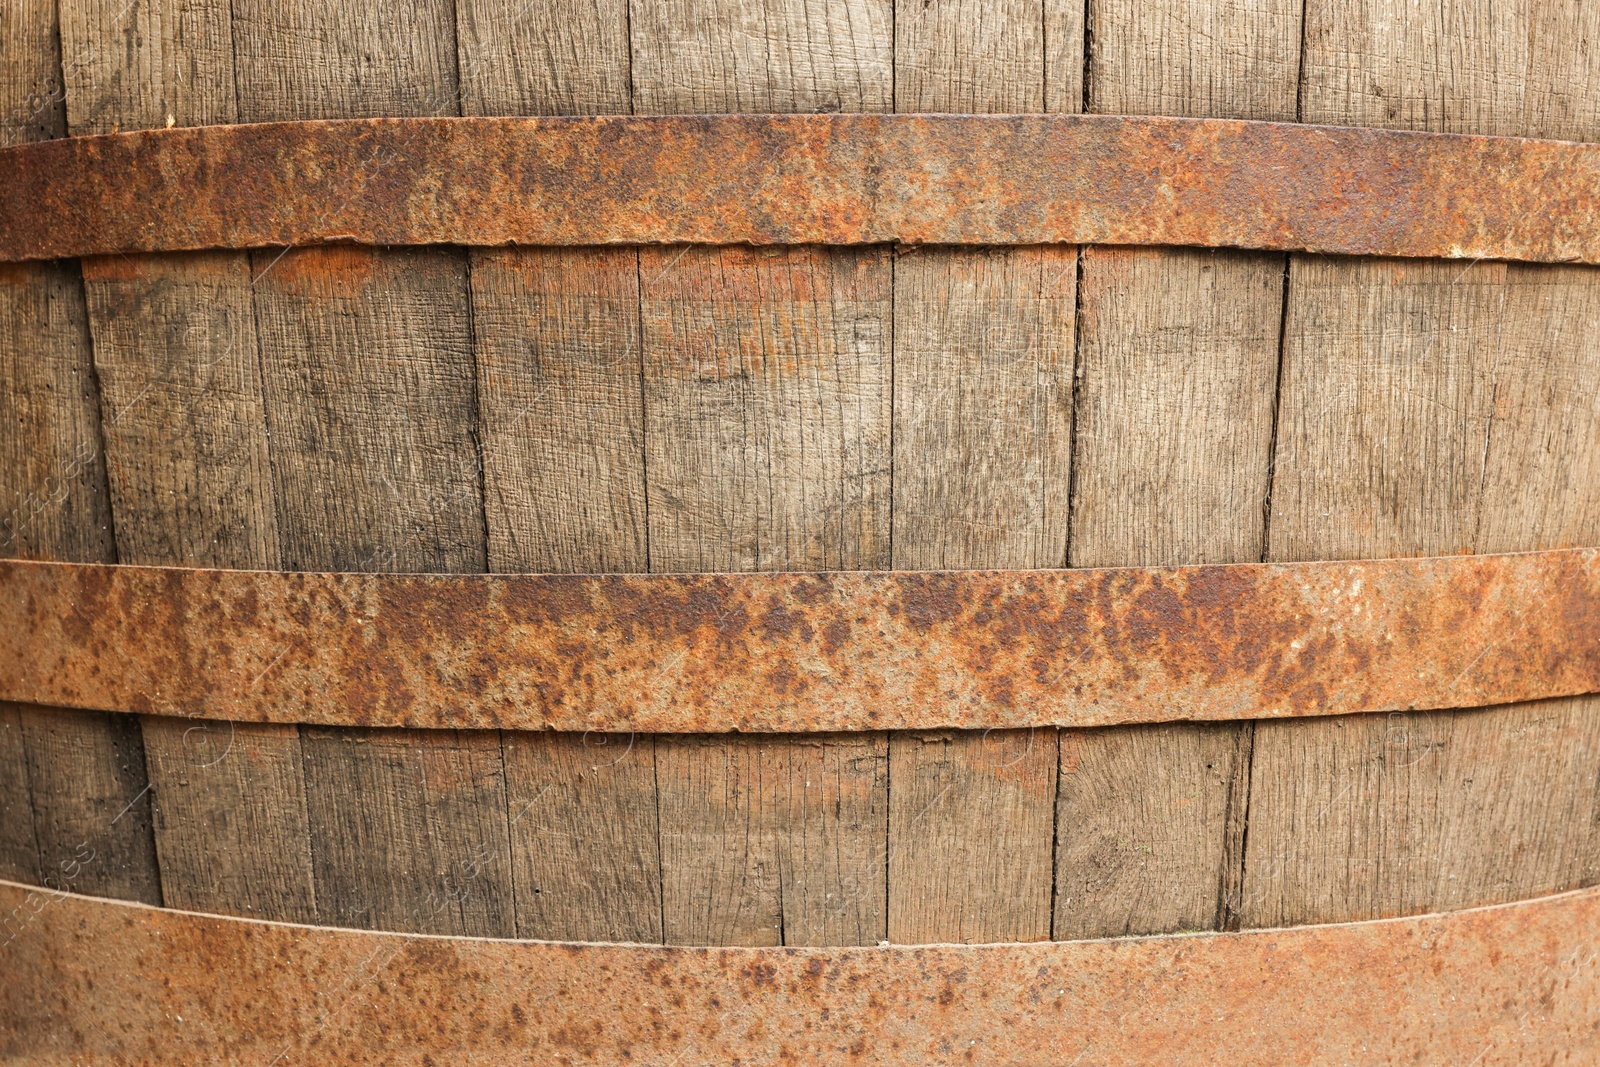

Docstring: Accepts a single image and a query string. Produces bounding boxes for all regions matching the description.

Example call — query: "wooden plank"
[231,5,510,936]
[1086,0,1302,119]
[888,5,1067,946]
[1248,3,1600,925]
[300,727,514,936]
[1,0,65,147]
[890,246,1075,571]
[629,11,893,943]
[1054,0,1298,939]
[640,242,892,945]
[475,247,646,575]
[57,0,236,135]
[500,732,661,942]
[630,0,892,114]
[895,0,1044,112]
[0,704,41,884]
[887,730,1056,943]
[228,0,461,122]
[460,6,660,945]
[455,0,631,116]
[57,6,316,922]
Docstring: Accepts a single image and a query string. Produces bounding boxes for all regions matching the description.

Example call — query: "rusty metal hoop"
[3,549,1596,733]
[4,115,1600,263]
[3,877,1596,1065]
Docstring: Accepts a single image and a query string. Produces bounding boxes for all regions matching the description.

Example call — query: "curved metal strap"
[3,115,1600,263]
[2,549,1595,732]
[2,878,1595,1064]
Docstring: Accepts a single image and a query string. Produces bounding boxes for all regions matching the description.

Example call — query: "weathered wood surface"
[1244,2,1600,927]
[1055,0,1297,939]
[8,0,1600,951]
[57,4,314,923]
[0,7,161,904]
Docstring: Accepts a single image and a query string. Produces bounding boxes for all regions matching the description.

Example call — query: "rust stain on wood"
[4,115,1600,263]
[1,550,1596,733]
[2,877,1597,1064]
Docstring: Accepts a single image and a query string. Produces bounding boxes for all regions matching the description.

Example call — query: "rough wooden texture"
[54,6,318,923]
[455,0,632,116]
[475,247,646,575]
[1069,248,1282,568]
[898,0,1089,114]
[629,0,892,114]
[1055,724,1244,938]
[300,727,514,935]
[639,243,892,946]
[500,732,661,942]
[227,5,512,936]
[0,705,40,883]
[17,705,159,903]
[887,730,1057,943]
[640,244,893,572]
[57,0,235,135]
[229,0,461,122]
[890,246,1076,572]
[250,245,483,575]
[1087,0,1301,119]
[78,253,277,571]
[0,0,65,145]
[1052,0,1300,940]
[1250,2,1600,924]
[887,5,1071,945]
[659,735,889,947]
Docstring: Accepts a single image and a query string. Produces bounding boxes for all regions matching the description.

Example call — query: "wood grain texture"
[475,247,646,575]
[641,244,892,573]
[57,0,235,135]
[887,730,1057,943]
[78,253,277,571]
[641,244,893,946]
[1087,0,1301,119]
[0,0,65,145]
[890,246,1075,572]
[251,245,484,575]
[1249,0,1600,926]
[17,705,159,903]
[1055,724,1244,938]
[300,727,514,935]
[888,5,1066,946]
[1052,0,1301,940]
[0,705,41,884]
[500,732,660,942]
[56,4,318,923]
[229,0,461,122]
[455,0,631,116]
[629,0,892,114]
[658,734,889,947]
[228,2,508,936]
[459,8,661,945]
[1069,247,1282,569]
[895,0,1043,112]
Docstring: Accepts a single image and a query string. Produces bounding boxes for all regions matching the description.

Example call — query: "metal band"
[2,549,1595,733]
[3,878,1596,1065]
[4,115,1600,263]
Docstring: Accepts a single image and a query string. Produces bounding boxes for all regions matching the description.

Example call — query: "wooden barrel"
[2,0,1598,1055]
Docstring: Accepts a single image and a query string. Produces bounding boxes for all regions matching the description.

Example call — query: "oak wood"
[0,705,40,884]
[1053,0,1299,939]
[475,247,647,575]
[887,5,1073,945]
[455,0,632,117]
[56,4,318,923]
[630,0,892,115]
[230,5,512,937]
[1248,1,1600,925]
